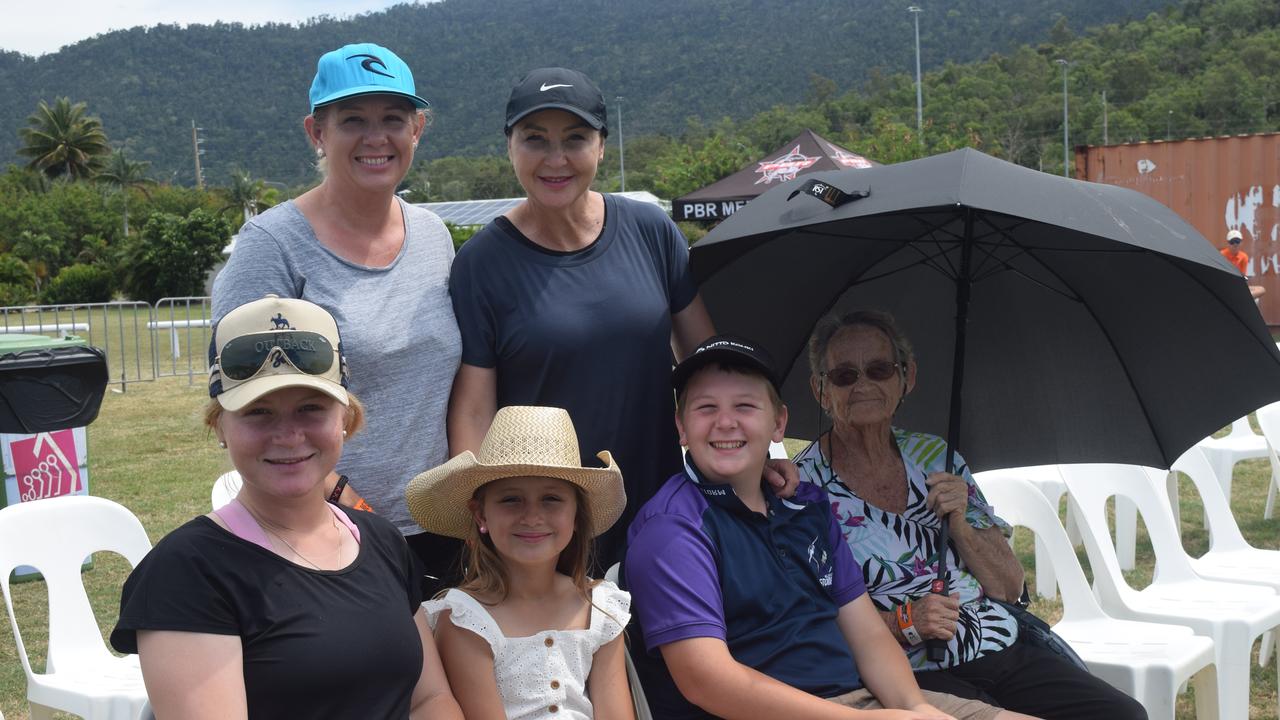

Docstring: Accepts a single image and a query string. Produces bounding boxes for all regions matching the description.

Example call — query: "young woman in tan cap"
[111,296,463,720]
[408,405,634,719]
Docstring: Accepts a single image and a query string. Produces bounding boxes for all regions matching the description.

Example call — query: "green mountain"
[0,0,1171,186]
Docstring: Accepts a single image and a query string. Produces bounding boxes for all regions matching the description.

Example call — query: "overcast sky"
[2,0,410,57]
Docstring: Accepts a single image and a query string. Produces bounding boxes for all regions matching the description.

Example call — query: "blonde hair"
[204,390,366,436]
[455,482,596,603]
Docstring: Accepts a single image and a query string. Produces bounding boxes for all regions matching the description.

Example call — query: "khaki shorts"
[828,688,1002,720]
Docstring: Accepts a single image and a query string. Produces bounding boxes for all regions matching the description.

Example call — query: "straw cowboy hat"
[407,406,626,539]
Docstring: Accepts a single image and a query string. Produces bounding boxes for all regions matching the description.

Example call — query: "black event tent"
[671,130,875,223]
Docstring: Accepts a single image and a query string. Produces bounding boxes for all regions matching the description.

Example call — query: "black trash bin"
[0,334,109,581]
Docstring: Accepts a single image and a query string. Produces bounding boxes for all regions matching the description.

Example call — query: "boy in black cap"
[625,335,1022,719]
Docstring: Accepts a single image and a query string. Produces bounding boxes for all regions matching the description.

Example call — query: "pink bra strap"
[327,502,361,543]
[213,499,274,552]
[215,498,362,550]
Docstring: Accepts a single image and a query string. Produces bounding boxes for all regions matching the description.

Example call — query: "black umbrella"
[691,148,1280,660]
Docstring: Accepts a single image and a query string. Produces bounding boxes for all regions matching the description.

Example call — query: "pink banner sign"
[13,430,82,502]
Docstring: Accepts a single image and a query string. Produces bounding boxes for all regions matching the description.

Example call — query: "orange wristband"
[896,602,923,646]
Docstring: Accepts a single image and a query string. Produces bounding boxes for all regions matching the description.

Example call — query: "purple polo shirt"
[624,459,867,718]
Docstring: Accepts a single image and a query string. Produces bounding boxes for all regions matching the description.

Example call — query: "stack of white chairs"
[978,474,1217,719]
[1167,446,1280,666]
[0,495,153,719]
[1060,463,1280,720]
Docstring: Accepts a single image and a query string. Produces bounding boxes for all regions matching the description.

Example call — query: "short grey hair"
[807,309,914,376]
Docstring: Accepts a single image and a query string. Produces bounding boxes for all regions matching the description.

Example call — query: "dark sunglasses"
[217,331,336,381]
[824,360,902,387]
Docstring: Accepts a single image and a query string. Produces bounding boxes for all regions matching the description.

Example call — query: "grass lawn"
[0,389,1276,718]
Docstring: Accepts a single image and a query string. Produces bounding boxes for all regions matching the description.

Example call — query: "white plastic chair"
[605,563,653,720]
[210,470,242,511]
[974,465,1083,598]
[1061,464,1280,720]
[1196,415,1268,508]
[978,474,1218,719]
[0,495,153,719]
[1167,446,1280,666]
[1251,403,1280,520]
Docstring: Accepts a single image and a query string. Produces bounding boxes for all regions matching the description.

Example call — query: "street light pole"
[908,6,924,140]
[1057,59,1069,178]
[616,95,626,193]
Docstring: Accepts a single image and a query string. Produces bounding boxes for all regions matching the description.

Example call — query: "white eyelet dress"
[424,580,631,719]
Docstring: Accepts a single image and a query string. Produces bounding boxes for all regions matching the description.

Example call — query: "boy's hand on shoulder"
[764,458,800,498]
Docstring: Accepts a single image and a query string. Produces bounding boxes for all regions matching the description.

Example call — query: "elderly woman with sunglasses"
[212,43,463,591]
[793,310,1146,720]
[111,296,463,720]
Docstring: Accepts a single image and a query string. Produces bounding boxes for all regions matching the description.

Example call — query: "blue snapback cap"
[309,43,429,113]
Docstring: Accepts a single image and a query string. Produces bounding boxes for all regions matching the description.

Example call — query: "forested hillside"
[0,0,1168,185]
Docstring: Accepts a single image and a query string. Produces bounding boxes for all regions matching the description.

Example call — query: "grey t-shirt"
[212,199,461,533]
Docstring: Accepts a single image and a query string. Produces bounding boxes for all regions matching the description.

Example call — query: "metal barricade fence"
[0,299,216,390]
[151,297,213,384]
[0,301,152,389]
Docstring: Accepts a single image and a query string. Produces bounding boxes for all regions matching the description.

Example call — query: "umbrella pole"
[927,207,976,664]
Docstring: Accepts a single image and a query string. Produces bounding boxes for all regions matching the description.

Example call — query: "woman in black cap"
[447,68,793,567]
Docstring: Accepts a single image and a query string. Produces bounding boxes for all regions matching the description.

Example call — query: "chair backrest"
[977,474,1108,625]
[1059,464,1201,604]
[605,562,653,720]
[0,495,151,676]
[1169,446,1252,554]
[211,470,242,511]
[1254,402,1280,460]
[1225,415,1261,441]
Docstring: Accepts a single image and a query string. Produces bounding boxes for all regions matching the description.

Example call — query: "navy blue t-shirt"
[625,459,867,719]
[450,193,698,565]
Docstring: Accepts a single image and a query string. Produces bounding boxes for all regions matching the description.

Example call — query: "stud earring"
[315,146,326,159]
[218,440,227,449]
[342,430,348,438]
[479,524,487,534]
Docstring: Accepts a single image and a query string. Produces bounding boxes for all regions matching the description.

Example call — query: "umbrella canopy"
[672,130,874,223]
[692,148,1280,473]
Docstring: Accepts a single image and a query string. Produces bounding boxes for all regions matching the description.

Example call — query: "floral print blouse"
[795,428,1019,670]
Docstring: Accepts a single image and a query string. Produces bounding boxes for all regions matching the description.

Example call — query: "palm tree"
[222,170,267,225]
[17,98,111,181]
[97,149,155,237]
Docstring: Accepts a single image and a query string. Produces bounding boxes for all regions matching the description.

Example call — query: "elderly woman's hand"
[764,458,801,498]
[924,472,969,523]
[911,593,961,640]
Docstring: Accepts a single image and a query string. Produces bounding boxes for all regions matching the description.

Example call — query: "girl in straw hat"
[408,405,635,719]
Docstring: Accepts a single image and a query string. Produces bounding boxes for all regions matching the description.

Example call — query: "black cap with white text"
[672,335,781,396]
[505,67,607,134]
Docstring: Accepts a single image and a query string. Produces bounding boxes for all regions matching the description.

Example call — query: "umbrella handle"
[926,516,951,664]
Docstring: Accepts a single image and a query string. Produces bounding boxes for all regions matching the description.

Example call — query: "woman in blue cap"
[212,43,463,593]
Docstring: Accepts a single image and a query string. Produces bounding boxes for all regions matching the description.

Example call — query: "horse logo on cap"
[270,314,292,330]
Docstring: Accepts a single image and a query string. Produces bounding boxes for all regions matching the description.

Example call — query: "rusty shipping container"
[1075,133,1280,325]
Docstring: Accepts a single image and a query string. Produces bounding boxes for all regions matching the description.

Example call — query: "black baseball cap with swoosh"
[505,67,607,134]
[309,42,429,113]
